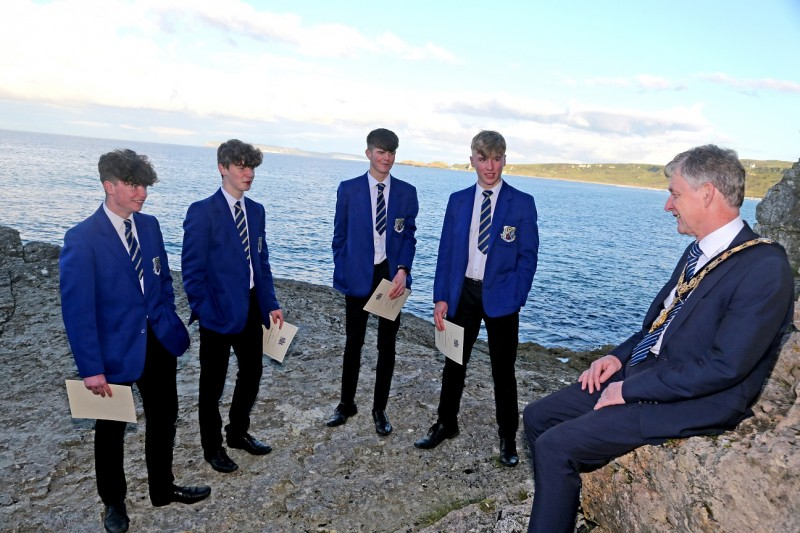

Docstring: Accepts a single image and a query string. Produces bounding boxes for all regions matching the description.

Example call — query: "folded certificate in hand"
[363,278,411,321]
[262,321,299,363]
[435,320,465,365]
[65,380,137,423]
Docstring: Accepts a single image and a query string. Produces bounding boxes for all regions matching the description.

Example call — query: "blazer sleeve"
[433,194,456,304]
[622,250,793,403]
[181,202,210,321]
[59,228,104,378]
[256,204,280,313]
[332,181,348,270]
[395,185,418,279]
[514,193,539,308]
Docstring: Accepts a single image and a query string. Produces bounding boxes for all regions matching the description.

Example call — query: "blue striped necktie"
[234,201,250,262]
[123,219,144,291]
[376,182,386,235]
[629,241,703,366]
[478,190,493,254]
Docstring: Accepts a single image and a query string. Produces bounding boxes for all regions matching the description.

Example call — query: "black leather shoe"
[372,409,393,436]
[326,402,358,427]
[414,422,459,449]
[499,438,519,467]
[204,447,239,473]
[227,432,273,455]
[103,502,129,533]
[151,484,212,507]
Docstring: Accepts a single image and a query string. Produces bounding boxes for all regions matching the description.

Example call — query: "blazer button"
[141,329,146,334]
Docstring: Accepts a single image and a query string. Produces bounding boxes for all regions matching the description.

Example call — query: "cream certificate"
[363,279,411,321]
[435,320,465,365]
[65,380,137,423]
[262,321,299,363]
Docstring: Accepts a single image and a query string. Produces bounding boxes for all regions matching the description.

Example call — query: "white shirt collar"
[697,216,744,259]
[368,172,391,190]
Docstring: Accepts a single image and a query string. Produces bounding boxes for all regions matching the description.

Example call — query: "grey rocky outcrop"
[755,159,800,291]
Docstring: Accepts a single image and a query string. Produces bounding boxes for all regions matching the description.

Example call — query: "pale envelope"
[262,320,299,363]
[65,380,137,423]
[363,278,411,321]
[435,319,465,365]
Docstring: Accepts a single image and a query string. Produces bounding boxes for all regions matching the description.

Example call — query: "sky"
[1,0,799,164]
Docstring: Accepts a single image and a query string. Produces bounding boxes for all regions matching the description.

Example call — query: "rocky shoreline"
[0,226,599,532]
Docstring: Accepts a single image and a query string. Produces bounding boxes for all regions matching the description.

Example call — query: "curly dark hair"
[97,149,158,186]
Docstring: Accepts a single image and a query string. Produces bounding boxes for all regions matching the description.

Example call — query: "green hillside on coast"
[399,159,794,199]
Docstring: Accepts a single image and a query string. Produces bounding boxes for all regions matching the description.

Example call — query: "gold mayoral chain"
[648,238,774,332]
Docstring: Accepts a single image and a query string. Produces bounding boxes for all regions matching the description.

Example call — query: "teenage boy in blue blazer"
[523,145,794,533]
[182,139,284,474]
[60,149,210,533]
[415,130,539,468]
[328,128,418,436]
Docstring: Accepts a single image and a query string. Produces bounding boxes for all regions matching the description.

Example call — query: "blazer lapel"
[486,184,512,252]
[661,225,757,345]
[93,207,142,293]
[214,190,247,262]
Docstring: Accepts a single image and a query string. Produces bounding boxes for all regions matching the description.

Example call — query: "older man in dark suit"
[523,144,794,533]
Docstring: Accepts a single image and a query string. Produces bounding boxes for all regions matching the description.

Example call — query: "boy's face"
[104,179,147,218]
[365,146,395,181]
[219,162,254,198]
[470,149,506,189]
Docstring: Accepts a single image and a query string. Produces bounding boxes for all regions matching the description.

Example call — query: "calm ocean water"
[0,129,758,350]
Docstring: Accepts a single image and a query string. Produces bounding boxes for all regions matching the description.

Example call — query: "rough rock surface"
[755,159,800,286]
[578,166,800,532]
[0,225,600,532]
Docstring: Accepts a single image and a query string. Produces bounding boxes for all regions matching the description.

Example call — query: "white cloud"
[700,72,800,94]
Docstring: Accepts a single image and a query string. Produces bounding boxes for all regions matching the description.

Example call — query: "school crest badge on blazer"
[394,218,404,233]
[152,257,162,275]
[501,226,516,243]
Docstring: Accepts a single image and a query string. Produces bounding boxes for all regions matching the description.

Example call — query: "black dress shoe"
[499,438,519,467]
[372,409,393,436]
[326,402,358,427]
[204,447,239,473]
[151,484,212,507]
[227,432,273,455]
[414,422,459,449]
[103,502,129,533]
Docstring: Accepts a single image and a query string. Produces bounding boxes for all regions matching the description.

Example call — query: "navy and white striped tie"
[375,182,386,235]
[629,241,703,366]
[124,219,144,290]
[478,190,493,254]
[234,201,250,263]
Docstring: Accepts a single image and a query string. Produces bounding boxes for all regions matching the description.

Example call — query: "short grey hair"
[664,144,745,207]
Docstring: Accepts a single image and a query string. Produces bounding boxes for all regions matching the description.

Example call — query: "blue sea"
[0,129,759,350]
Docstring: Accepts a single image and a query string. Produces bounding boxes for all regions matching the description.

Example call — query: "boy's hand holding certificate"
[65,380,137,423]
[363,278,411,321]
[262,320,299,363]
[435,319,465,365]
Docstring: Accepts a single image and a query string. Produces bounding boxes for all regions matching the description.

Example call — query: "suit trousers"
[95,324,178,505]
[198,289,264,452]
[522,377,666,533]
[437,278,520,440]
[340,260,401,411]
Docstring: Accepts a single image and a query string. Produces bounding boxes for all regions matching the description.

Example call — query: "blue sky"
[1,0,798,164]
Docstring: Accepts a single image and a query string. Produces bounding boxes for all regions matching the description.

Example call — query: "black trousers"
[198,289,264,453]
[437,278,520,440]
[95,325,177,505]
[340,260,401,411]
[523,379,666,533]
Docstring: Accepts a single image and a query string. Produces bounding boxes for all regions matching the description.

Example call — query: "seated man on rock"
[523,144,794,533]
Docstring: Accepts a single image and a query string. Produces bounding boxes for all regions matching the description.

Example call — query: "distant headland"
[205,140,793,199]
[397,159,794,199]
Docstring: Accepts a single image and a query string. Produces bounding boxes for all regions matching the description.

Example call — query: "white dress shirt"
[465,180,503,280]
